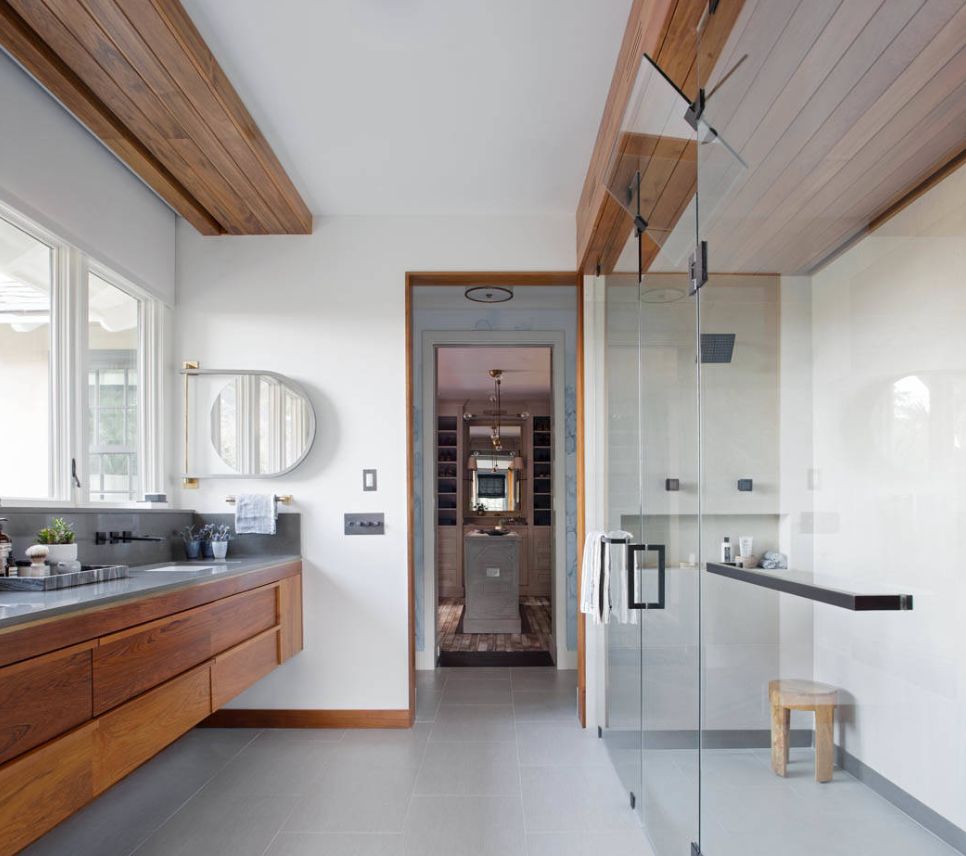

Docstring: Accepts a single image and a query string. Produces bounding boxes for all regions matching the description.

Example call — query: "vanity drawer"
[93,585,277,714]
[93,664,211,792]
[0,643,93,766]
[211,627,280,709]
[0,721,95,856]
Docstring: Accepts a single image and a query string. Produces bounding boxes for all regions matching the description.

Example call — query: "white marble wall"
[806,163,966,828]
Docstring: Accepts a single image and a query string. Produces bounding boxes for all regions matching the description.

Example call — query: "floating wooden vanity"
[0,557,302,855]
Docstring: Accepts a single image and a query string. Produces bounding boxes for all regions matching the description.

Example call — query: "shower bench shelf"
[706,563,914,611]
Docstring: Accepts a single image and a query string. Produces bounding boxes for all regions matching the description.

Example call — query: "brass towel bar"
[225,495,293,505]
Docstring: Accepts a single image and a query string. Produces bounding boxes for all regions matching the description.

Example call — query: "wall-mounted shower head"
[701,333,735,364]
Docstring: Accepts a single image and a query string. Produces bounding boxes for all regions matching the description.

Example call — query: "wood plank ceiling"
[0,0,311,236]
[696,0,966,274]
[581,0,966,276]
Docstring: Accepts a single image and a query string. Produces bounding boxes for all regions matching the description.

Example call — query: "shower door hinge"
[629,791,636,809]
[689,241,708,293]
[685,88,706,132]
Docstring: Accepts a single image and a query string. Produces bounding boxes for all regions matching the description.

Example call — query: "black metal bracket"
[629,791,636,809]
[689,240,708,293]
[684,88,706,132]
[597,725,603,739]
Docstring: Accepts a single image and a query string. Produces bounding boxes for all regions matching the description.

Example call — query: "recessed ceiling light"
[465,286,513,303]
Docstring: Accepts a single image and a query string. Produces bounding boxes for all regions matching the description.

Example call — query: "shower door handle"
[627,544,666,610]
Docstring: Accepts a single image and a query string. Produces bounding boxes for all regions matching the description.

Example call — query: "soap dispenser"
[720,536,734,564]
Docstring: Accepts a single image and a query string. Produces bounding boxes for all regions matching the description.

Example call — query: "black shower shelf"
[706,563,914,611]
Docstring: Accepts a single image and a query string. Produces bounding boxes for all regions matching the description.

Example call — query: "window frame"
[0,200,166,509]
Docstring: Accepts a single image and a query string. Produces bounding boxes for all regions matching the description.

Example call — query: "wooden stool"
[769,678,838,783]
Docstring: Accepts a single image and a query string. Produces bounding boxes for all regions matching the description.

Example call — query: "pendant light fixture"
[489,369,503,451]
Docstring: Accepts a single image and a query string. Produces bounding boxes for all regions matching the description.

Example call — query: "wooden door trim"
[404,273,587,726]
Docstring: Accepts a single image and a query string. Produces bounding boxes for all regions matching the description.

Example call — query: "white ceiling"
[181,0,632,216]
[437,346,551,399]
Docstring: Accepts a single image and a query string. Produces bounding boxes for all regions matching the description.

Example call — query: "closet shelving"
[532,415,552,527]
[436,416,459,526]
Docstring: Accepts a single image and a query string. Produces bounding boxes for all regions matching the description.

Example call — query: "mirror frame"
[181,365,317,482]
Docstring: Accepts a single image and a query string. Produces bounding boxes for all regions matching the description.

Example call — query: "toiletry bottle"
[0,519,10,576]
[721,536,734,564]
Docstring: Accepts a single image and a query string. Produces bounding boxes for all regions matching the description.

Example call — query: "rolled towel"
[234,494,277,535]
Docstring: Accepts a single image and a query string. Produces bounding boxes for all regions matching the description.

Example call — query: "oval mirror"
[209,373,316,476]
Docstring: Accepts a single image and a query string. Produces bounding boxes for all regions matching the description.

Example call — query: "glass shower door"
[601,53,703,856]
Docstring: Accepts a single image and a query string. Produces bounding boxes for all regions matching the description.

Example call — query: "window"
[0,215,55,499]
[87,273,141,501]
[0,203,164,506]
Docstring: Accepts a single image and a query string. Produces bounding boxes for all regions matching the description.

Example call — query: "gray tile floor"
[25,668,656,856]
[620,745,962,856]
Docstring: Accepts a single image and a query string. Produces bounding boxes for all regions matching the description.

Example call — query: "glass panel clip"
[689,241,709,293]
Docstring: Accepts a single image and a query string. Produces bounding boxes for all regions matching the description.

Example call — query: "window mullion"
[71,249,90,506]
[48,245,83,503]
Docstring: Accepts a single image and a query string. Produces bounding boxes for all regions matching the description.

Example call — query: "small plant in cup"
[36,517,75,545]
[180,525,202,560]
[198,523,216,559]
[36,518,77,565]
[210,524,232,560]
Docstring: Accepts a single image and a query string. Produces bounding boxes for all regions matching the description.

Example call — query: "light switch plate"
[363,469,378,492]
[345,513,385,535]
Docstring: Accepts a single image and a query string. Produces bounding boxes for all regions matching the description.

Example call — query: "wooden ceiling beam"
[0,0,222,235]
[0,0,311,236]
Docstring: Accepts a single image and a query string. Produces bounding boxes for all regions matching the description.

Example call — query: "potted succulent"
[210,524,232,560]
[180,525,202,560]
[36,518,77,565]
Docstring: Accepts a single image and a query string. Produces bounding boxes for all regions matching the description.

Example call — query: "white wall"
[174,213,574,710]
[807,164,966,827]
[0,52,175,302]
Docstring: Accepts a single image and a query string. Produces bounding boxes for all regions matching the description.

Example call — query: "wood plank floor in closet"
[437,596,552,653]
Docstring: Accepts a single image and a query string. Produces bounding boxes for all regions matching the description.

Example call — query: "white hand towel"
[234,493,277,535]
[608,530,637,625]
[580,531,606,623]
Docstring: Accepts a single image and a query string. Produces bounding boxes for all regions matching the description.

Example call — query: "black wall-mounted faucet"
[95,531,166,545]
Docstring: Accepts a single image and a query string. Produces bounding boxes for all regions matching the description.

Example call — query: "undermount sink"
[140,564,216,573]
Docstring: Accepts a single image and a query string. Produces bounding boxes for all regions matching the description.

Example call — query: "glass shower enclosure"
[598,3,966,854]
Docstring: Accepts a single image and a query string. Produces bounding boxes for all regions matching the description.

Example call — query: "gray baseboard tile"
[837,747,966,854]
[603,729,811,751]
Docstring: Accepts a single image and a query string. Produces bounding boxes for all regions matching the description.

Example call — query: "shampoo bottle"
[721,536,734,563]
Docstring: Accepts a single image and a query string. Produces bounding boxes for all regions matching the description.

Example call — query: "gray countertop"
[0,555,300,630]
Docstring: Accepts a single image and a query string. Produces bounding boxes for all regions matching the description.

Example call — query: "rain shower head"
[701,333,735,364]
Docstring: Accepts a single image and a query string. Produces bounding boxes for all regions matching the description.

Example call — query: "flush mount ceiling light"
[642,287,687,304]
[465,286,513,303]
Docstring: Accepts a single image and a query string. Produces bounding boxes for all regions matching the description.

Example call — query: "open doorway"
[405,274,586,720]
[435,345,554,666]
